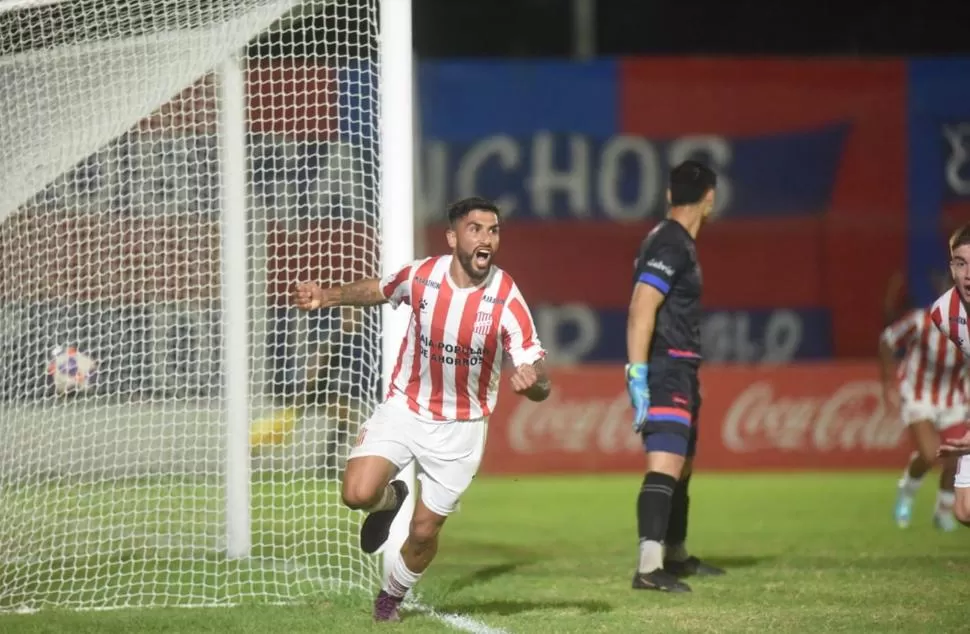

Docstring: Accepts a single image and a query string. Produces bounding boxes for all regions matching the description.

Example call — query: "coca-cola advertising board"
[482,362,913,474]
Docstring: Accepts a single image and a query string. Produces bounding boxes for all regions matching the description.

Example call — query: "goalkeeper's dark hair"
[669,160,717,206]
[447,196,501,226]
[949,223,970,254]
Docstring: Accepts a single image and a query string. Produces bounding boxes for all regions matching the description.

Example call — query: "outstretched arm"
[293,261,417,311]
[332,279,387,306]
[292,279,386,311]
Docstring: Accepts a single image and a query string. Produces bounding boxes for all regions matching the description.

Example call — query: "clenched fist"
[292,282,328,311]
[509,363,538,394]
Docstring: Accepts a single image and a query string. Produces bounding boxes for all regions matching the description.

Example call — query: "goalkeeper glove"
[625,363,650,433]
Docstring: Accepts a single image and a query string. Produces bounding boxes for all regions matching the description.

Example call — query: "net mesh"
[0,0,384,610]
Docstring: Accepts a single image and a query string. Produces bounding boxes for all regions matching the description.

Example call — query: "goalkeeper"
[625,161,725,593]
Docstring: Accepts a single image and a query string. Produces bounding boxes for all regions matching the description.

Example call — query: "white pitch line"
[406,597,510,634]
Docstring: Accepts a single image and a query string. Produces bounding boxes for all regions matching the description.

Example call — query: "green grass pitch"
[2,472,969,633]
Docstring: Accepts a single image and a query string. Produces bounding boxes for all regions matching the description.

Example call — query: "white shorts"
[348,399,487,517]
[900,400,968,431]
[957,455,970,489]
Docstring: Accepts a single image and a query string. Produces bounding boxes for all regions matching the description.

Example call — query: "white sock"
[936,490,956,513]
[365,484,398,513]
[638,539,664,573]
[899,456,923,495]
[666,542,689,562]
[899,474,922,496]
[383,553,423,599]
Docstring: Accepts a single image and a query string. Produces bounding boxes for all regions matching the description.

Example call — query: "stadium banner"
[481,362,912,474]
[906,60,970,308]
[419,59,908,359]
[534,305,832,364]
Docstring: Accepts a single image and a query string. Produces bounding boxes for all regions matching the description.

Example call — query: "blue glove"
[625,363,650,432]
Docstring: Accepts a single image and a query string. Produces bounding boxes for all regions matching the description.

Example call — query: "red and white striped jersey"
[883,306,968,408]
[378,255,545,421]
[931,287,970,358]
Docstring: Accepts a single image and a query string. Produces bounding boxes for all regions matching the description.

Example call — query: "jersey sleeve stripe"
[638,272,670,295]
[881,321,917,349]
[508,298,537,349]
[381,264,411,299]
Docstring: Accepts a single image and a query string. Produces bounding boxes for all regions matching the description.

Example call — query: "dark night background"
[413,0,970,57]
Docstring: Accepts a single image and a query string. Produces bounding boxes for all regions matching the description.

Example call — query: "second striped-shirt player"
[879,284,967,531]
[929,222,970,528]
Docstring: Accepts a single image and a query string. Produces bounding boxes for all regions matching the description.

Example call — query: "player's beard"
[456,248,491,283]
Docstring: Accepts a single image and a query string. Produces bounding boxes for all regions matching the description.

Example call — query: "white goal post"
[0,0,414,611]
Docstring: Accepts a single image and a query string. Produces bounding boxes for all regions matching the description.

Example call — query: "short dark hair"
[446,196,500,225]
[669,160,717,206]
[950,223,970,253]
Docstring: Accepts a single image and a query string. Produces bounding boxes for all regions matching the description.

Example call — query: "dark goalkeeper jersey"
[632,219,703,364]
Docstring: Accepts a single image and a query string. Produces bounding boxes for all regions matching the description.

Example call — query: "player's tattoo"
[524,358,551,401]
[533,358,549,383]
[336,279,386,307]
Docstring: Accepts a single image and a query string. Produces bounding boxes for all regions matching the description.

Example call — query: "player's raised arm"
[500,292,550,402]
[292,262,415,311]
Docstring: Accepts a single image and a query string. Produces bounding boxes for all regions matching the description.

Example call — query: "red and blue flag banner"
[419,59,909,361]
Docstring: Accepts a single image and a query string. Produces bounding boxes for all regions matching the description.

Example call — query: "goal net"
[0,0,386,611]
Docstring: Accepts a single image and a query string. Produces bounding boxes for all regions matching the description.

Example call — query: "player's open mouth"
[474,249,491,265]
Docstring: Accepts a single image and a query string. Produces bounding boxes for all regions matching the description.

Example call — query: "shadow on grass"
[436,598,612,617]
[446,561,533,594]
[697,554,775,571]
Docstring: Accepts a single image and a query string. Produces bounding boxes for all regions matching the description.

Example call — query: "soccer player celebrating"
[625,161,724,593]
[930,222,970,527]
[292,197,550,621]
[879,285,966,531]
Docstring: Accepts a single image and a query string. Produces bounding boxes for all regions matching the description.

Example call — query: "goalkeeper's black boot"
[360,480,409,554]
[632,568,692,593]
[664,556,726,578]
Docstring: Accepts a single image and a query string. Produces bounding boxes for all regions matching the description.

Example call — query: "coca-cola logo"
[722,380,904,452]
[506,391,642,454]
[500,376,906,458]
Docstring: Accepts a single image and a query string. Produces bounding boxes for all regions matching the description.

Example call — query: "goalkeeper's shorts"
[640,358,700,457]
